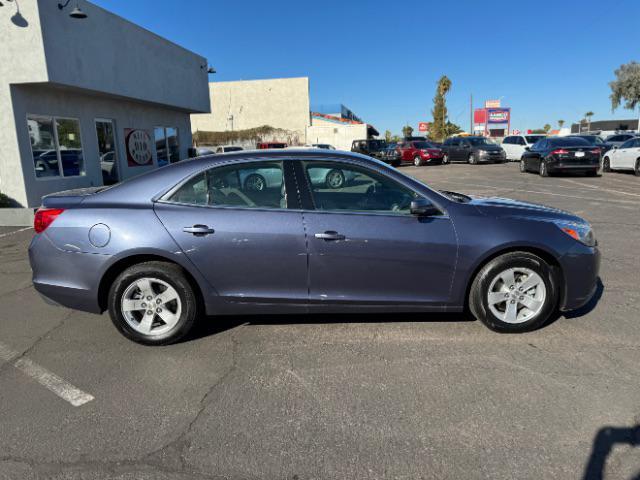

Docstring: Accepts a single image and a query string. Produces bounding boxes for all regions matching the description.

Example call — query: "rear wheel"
[108,261,198,345]
[603,157,611,172]
[244,173,266,192]
[442,153,450,165]
[635,159,640,177]
[519,160,527,173]
[469,252,558,333]
[325,169,345,189]
[539,161,549,177]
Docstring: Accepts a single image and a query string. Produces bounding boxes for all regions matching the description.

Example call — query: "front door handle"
[314,231,345,241]
[183,225,215,236]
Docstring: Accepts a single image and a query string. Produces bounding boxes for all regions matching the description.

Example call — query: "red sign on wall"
[418,122,430,132]
[124,129,153,167]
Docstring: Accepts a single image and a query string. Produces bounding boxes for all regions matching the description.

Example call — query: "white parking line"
[0,227,32,239]
[560,178,640,198]
[0,341,94,407]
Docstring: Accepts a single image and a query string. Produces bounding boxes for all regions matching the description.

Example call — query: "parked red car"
[397,141,446,166]
[257,142,287,149]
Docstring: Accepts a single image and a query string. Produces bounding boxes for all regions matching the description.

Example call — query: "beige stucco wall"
[191,78,311,143]
[306,121,368,152]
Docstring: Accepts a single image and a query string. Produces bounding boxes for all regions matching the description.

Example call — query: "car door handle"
[314,231,345,241]
[183,225,215,236]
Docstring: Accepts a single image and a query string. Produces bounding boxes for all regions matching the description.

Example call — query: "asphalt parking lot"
[1,162,639,479]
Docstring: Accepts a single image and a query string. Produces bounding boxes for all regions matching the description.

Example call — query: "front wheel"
[635,159,640,177]
[244,173,266,191]
[442,154,450,165]
[325,169,345,189]
[469,252,558,333]
[108,261,199,345]
[603,157,611,172]
[519,160,527,173]
[468,153,476,165]
[413,155,423,167]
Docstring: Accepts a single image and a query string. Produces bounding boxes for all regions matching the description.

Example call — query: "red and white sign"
[124,129,153,167]
[418,122,430,132]
[512,129,521,135]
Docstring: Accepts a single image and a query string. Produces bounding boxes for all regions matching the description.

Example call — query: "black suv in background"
[441,136,506,164]
[351,139,387,159]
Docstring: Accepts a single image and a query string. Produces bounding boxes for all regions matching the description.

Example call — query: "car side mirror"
[613,145,618,149]
[524,147,530,151]
[410,198,440,216]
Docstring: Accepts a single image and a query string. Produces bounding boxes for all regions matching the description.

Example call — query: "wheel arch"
[98,253,207,314]
[463,245,565,311]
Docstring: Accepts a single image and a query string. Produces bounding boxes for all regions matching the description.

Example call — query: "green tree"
[430,75,452,142]
[543,124,552,133]
[402,125,414,138]
[584,111,594,132]
[558,119,565,129]
[384,130,392,143]
[530,129,546,134]
[610,61,640,131]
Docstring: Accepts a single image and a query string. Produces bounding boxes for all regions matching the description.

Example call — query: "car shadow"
[188,311,472,341]
[582,424,640,480]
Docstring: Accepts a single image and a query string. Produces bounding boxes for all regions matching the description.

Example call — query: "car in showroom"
[501,134,546,161]
[441,136,507,164]
[520,137,601,177]
[397,140,446,166]
[29,149,599,344]
[602,137,640,176]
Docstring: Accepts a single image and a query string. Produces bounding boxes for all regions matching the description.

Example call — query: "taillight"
[34,208,64,234]
[551,149,569,155]
[590,148,601,154]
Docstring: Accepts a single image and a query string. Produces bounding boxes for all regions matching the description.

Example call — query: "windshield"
[369,140,387,150]
[468,137,495,146]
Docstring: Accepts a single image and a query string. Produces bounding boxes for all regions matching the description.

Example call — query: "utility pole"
[470,93,473,134]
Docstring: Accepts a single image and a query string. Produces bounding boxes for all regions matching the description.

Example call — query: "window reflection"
[96,120,118,185]
[28,115,85,178]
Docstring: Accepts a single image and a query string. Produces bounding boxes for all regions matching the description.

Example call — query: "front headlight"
[553,220,596,247]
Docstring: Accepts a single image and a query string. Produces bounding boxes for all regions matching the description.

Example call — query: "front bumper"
[559,244,601,311]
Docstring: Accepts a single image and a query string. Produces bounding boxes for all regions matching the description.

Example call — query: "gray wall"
[11,84,193,208]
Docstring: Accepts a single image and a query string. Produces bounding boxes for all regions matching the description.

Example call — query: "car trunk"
[41,186,109,208]
[552,147,599,163]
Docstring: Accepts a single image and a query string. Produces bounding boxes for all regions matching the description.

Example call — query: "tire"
[108,261,199,345]
[442,153,450,165]
[603,157,611,172]
[635,159,640,177]
[539,161,549,177]
[468,153,476,165]
[244,173,266,192]
[519,160,527,173]
[586,169,600,177]
[469,252,558,333]
[413,155,423,167]
[325,169,345,189]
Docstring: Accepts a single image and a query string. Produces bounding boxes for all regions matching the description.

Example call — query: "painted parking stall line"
[0,227,32,239]
[0,341,94,407]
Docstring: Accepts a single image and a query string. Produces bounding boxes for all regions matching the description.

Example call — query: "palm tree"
[558,119,565,129]
[437,75,452,97]
[584,111,594,132]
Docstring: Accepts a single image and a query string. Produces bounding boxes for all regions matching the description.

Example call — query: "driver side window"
[302,162,418,215]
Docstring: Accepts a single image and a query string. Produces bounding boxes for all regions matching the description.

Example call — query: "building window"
[95,119,119,185]
[154,126,180,167]
[28,115,85,179]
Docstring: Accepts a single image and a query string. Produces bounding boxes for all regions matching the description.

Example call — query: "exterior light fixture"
[58,0,87,19]
[201,65,217,74]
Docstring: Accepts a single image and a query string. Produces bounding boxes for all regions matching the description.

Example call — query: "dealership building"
[0,0,210,215]
[191,78,378,151]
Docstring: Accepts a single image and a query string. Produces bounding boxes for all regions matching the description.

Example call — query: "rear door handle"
[314,231,345,241]
[183,224,215,236]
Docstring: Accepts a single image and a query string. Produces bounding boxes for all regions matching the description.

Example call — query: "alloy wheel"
[519,160,526,173]
[442,154,449,165]
[244,174,266,191]
[414,156,422,167]
[486,267,546,324]
[635,159,640,177]
[603,157,611,172]
[121,277,182,336]
[326,170,345,189]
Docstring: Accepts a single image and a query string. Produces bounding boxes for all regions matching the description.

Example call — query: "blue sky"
[94,0,640,135]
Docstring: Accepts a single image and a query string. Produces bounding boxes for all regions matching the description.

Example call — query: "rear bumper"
[559,244,601,311]
[29,233,107,314]
[548,162,599,172]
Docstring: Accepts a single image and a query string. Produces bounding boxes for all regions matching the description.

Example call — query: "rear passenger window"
[168,161,287,209]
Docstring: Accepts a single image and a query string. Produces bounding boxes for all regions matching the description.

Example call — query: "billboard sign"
[473,109,487,124]
[485,99,501,108]
[418,122,430,132]
[487,108,510,124]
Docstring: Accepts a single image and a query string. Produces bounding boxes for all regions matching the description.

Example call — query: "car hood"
[468,195,583,222]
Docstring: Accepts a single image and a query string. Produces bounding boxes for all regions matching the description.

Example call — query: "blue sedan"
[29,149,600,344]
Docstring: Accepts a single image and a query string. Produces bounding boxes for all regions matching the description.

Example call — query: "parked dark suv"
[442,136,506,164]
[351,139,387,159]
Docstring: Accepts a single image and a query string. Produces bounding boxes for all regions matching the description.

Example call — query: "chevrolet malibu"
[29,149,600,345]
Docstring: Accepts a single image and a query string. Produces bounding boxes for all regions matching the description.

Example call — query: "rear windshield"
[549,137,590,147]
[525,136,544,144]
